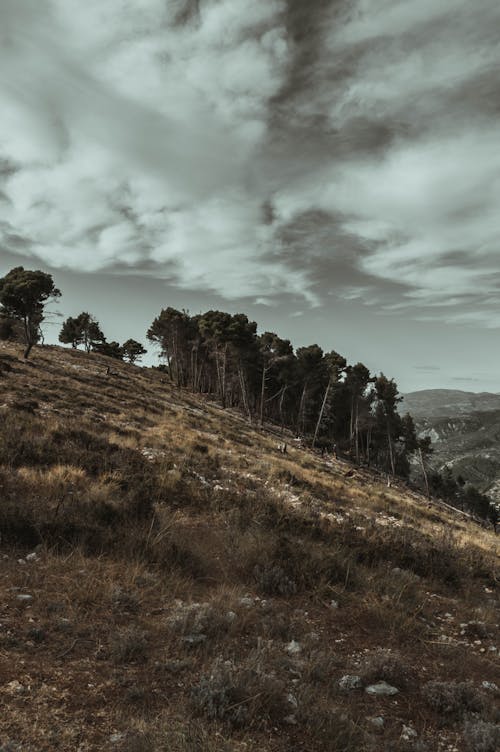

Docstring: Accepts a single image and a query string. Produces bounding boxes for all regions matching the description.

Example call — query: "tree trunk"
[297,384,307,436]
[387,418,395,476]
[279,384,287,434]
[22,317,33,359]
[418,447,430,499]
[312,379,331,449]
[259,365,268,427]
[238,363,252,423]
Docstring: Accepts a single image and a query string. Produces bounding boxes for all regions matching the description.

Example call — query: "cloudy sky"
[1,0,500,392]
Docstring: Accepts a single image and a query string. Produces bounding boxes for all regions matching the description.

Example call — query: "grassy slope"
[0,342,498,752]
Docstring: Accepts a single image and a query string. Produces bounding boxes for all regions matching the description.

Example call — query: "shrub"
[253,563,297,596]
[296,700,367,752]
[191,656,288,728]
[359,648,416,690]
[463,720,500,752]
[422,681,486,720]
[110,627,149,664]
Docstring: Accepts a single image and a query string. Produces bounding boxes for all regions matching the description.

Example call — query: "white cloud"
[1,0,500,327]
[0,0,307,299]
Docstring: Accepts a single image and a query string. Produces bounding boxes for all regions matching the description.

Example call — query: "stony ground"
[0,342,498,751]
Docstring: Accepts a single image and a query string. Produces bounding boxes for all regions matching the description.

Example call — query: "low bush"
[422,680,487,721]
[463,720,500,752]
[191,656,288,728]
[359,648,416,690]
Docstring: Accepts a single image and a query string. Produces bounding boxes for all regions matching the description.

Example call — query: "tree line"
[0,267,146,363]
[146,306,428,479]
[0,265,497,530]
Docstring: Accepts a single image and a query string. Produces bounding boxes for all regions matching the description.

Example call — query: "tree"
[59,316,84,348]
[122,339,147,364]
[0,266,61,358]
[294,345,327,436]
[59,312,105,352]
[147,307,194,386]
[312,351,346,449]
[344,362,372,461]
[197,310,234,407]
[93,340,123,360]
[373,374,403,476]
[258,332,294,427]
[417,435,433,498]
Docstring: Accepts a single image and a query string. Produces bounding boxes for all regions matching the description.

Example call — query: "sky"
[1,0,500,393]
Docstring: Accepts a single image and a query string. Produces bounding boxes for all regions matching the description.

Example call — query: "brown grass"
[0,341,498,751]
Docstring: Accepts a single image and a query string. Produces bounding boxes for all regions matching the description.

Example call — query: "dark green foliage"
[122,339,147,363]
[93,340,123,359]
[59,312,105,352]
[146,307,422,482]
[0,266,60,358]
[0,314,21,341]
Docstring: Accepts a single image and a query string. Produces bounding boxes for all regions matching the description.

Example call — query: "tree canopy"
[0,267,60,358]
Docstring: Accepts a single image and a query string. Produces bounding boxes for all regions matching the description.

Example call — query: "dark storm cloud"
[1,0,500,328]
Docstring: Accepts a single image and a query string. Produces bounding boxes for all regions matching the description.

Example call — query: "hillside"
[400,390,500,419]
[0,342,499,752]
[400,392,500,502]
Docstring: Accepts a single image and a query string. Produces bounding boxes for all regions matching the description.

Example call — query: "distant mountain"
[401,390,500,503]
[400,389,500,419]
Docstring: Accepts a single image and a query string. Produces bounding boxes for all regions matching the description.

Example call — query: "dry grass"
[0,341,498,751]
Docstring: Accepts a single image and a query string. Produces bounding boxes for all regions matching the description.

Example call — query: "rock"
[238,597,254,607]
[367,716,385,728]
[16,594,33,603]
[339,674,362,691]
[182,634,207,646]
[365,681,399,696]
[401,724,418,741]
[4,680,25,695]
[330,599,339,609]
[286,640,302,656]
[482,681,499,692]
[25,552,38,562]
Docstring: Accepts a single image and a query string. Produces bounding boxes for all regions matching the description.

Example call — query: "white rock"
[330,600,339,609]
[365,681,399,696]
[339,674,362,691]
[238,597,254,607]
[481,681,499,691]
[286,640,302,656]
[367,716,385,728]
[401,724,418,740]
[16,594,33,603]
[25,552,38,562]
